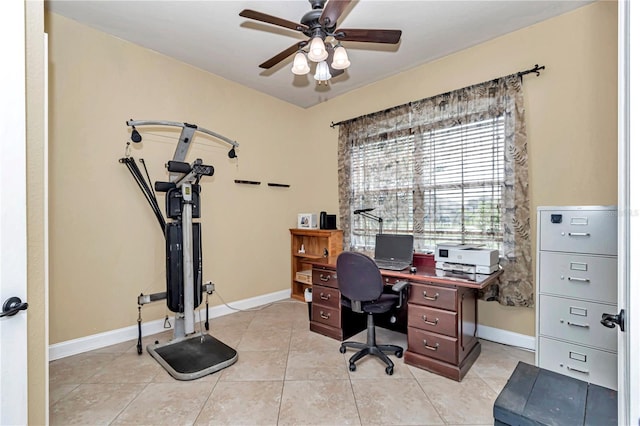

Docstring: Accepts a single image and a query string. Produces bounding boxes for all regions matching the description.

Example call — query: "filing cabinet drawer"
[538,252,617,304]
[311,304,340,329]
[538,337,617,390]
[408,305,457,338]
[408,283,457,311]
[539,295,617,351]
[312,268,338,289]
[538,208,617,255]
[407,328,458,364]
[312,286,340,309]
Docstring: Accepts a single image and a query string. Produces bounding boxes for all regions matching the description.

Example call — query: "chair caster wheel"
[395,350,403,358]
[349,363,356,372]
[339,346,346,354]
[386,366,394,375]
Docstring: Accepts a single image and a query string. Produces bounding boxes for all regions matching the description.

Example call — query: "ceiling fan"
[239,0,402,84]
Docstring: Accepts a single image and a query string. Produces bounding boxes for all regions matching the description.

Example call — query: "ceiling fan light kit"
[314,61,332,85]
[292,51,311,75]
[239,0,401,86]
[308,36,329,62]
[331,44,350,70]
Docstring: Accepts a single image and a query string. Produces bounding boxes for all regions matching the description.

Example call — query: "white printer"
[435,243,499,274]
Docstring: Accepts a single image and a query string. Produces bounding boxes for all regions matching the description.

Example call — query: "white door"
[617,1,638,424]
[0,1,29,424]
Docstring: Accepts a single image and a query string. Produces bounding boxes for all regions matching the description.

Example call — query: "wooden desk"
[307,256,503,381]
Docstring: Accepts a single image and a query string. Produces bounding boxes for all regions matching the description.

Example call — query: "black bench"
[493,361,617,426]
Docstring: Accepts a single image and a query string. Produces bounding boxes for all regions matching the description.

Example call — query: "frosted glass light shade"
[291,52,310,75]
[331,45,350,70]
[308,37,328,62]
[314,61,331,83]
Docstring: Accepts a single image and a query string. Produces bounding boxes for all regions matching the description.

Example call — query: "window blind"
[350,116,505,254]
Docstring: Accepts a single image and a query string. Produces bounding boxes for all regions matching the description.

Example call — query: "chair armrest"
[391,280,409,309]
[391,280,409,293]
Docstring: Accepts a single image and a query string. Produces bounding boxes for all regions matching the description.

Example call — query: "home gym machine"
[120,119,239,380]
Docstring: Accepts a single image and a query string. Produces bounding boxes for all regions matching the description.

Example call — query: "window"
[350,116,505,255]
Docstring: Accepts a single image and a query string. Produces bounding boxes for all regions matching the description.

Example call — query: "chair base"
[339,313,403,375]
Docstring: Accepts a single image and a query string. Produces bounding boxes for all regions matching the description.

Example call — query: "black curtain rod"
[330,64,545,128]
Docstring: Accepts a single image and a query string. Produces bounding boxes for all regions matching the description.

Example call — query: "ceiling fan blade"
[240,9,308,32]
[259,42,307,69]
[319,0,352,28]
[335,28,402,44]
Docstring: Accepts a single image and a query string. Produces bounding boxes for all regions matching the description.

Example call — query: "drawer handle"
[567,276,590,283]
[422,340,440,351]
[319,311,330,320]
[422,315,439,326]
[320,293,331,301]
[566,321,590,328]
[568,232,591,237]
[565,365,589,374]
[422,291,439,301]
[319,274,330,282]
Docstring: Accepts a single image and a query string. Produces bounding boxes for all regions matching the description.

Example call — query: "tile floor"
[50,299,534,425]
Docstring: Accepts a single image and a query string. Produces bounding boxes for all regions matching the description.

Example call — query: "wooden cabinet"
[404,281,480,381]
[309,264,366,340]
[289,228,343,302]
[536,206,618,390]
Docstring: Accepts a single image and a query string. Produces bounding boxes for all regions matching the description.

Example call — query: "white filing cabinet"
[536,205,618,390]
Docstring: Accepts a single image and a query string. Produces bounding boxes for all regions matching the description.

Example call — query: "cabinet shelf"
[293,253,326,259]
[290,228,343,301]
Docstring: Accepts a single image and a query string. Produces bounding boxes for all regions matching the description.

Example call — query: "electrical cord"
[212,290,301,312]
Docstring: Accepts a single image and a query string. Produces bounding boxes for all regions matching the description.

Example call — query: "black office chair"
[336,251,408,375]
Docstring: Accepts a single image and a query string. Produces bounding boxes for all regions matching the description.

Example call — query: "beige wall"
[308,0,618,336]
[45,13,315,343]
[45,0,617,347]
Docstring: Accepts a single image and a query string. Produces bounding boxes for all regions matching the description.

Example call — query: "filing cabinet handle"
[422,291,439,301]
[567,276,590,283]
[319,274,330,282]
[422,340,440,351]
[422,315,439,326]
[567,321,590,328]
[319,311,330,320]
[568,232,591,237]
[319,293,331,301]
[566,365,589,374]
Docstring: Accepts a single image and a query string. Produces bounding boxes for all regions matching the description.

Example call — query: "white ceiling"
[46,0,593,109]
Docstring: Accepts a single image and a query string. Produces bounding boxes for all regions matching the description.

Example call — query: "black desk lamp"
[353,208,384,234]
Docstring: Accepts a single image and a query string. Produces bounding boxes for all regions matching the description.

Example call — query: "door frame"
[617,0,637,423]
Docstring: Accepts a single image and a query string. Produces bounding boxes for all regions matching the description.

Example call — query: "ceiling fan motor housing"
[301,9,336,38]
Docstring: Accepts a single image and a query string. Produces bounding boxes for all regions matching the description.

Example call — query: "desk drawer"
[312,268,338,289]
[312,286,340,309]
[311,304,340,329]
[407,328,458,364]
[408,305,457,337]
[408,283,457,311]
[538,295,617,351]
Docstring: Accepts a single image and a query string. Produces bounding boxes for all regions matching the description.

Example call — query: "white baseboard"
[50,290,535,360]
[476,324,535,351]
[49,289,291,361]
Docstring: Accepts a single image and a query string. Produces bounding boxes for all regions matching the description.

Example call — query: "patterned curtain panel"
[337,75,533,307]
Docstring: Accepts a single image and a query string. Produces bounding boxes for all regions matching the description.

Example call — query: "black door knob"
[1,296,28,318]
[600,309,625,332]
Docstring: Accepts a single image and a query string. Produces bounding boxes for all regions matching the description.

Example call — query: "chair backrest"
[336,252,384,302]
